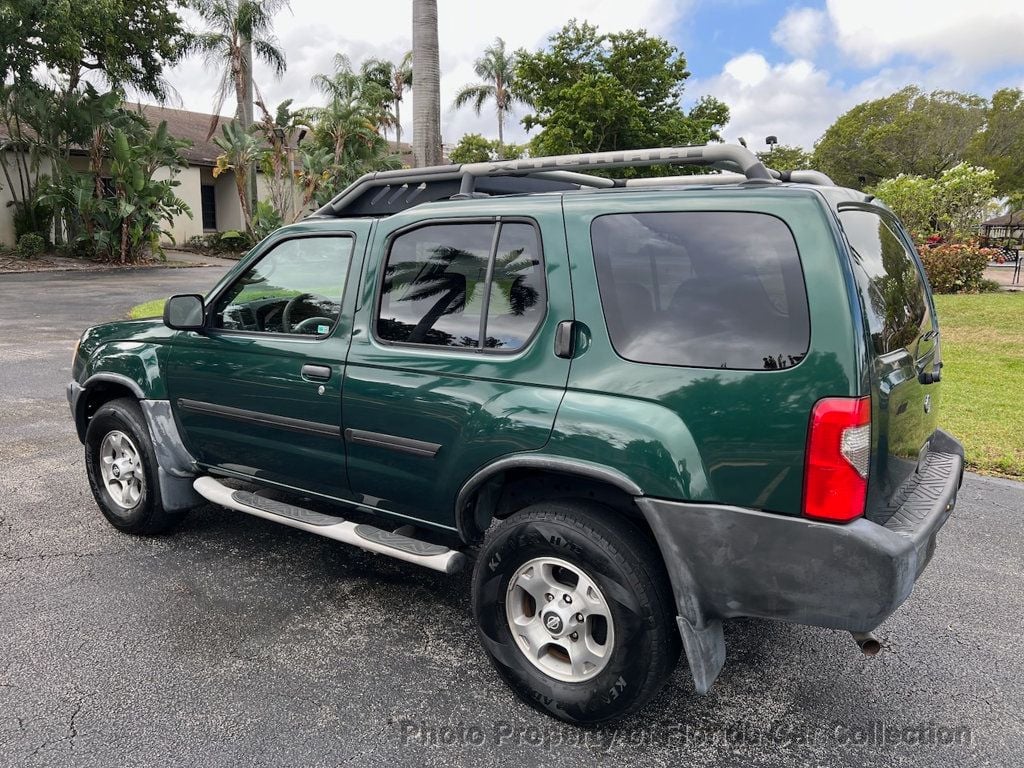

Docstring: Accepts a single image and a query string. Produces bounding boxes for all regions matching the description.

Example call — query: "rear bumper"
[639,429,964,634]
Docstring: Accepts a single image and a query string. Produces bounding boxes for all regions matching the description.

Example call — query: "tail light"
[802,397,871,523]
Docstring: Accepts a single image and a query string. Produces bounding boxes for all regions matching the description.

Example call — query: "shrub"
[219,230,252,249]
[16,232,45,259]
[12,200,53,244]
[871,164,998,240]
[917,241,997,293]
[251,200,283,242]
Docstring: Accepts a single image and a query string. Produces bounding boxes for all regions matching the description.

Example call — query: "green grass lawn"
[127,291,1024,477]
[128,298,166,319]
[935,292,1024,477]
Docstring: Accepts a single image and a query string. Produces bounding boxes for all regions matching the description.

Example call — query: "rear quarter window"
[590,211,810,370]
[837,208,932,356]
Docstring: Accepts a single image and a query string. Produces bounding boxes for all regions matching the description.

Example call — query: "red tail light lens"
[802,397,871,523]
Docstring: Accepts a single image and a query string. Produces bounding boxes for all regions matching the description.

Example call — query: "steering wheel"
[281,293,334,334]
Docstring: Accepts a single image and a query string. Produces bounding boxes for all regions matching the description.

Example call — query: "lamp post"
[765,135,778,154]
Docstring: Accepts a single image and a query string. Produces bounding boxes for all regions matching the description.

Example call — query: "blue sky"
[164,0,1024,151]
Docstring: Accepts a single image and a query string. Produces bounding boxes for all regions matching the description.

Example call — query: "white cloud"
[689,52,908,151]
[827,0,1024,72]
[162,0,689,146]
[690,1,1024,153]
[771,7,828,59]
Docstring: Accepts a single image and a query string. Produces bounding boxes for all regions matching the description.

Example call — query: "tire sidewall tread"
[84,398,178,535]
[472,500,679,725]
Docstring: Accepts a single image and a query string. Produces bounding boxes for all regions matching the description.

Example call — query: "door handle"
[301,364,332,382]
[554,320,576,358]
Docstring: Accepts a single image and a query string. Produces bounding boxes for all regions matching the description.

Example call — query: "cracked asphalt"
[1,266,1023,767]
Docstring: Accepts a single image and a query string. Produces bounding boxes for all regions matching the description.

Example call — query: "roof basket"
[313,143,776,218]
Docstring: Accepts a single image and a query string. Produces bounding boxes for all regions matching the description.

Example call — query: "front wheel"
[84,398,181,535]
[472,501,680,724]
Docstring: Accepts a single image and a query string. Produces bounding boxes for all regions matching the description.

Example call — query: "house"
[1,102,415,249]
[980,210,1024,243]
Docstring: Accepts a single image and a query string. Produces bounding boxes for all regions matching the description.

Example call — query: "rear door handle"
[554,320,576,358]
[301,364,332,382]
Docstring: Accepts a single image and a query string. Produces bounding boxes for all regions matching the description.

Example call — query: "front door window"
[211,236,353,336]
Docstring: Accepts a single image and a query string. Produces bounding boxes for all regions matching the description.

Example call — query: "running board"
[193,477,466,574]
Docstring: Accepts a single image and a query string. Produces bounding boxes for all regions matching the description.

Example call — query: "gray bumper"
[639,429,964,692]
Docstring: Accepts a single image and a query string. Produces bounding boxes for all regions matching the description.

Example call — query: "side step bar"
[193,477,466,574]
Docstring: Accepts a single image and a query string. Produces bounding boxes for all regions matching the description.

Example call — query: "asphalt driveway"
[1,267,1022,767]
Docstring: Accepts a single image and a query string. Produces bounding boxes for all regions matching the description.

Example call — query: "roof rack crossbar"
[315,143,774,217]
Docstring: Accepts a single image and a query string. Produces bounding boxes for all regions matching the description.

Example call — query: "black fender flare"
[454,454,643,541]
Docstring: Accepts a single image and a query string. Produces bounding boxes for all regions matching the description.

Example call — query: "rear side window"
[591,212,810,370]
[377,221,546,350]
[838,209,931,356]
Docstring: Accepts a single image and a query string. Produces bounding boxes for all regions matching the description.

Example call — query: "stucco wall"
[156,165,203,245]
[214,173,243,232]
[0,154,57,249]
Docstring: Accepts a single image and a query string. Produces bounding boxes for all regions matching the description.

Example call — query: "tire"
[472,500,680,724]
[84,397,181,535]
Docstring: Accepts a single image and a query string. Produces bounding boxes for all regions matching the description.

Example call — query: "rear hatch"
[836,204,942,522]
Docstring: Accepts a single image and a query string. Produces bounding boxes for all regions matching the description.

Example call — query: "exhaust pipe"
[851,631,882,656]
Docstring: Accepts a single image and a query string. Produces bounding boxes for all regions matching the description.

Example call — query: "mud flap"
[677,616,725,694]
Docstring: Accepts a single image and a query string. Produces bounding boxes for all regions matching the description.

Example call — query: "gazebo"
[980,210,1024,242]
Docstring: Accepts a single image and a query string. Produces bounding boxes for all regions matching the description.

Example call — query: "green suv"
[68,145,964,724]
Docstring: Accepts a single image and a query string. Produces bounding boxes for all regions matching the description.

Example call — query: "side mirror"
[163,294,205,331]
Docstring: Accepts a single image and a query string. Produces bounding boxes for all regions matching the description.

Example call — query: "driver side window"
[212,236,353,336]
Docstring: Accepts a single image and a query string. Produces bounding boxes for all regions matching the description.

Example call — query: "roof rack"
[311,144,833,218]
[621,168,835,188]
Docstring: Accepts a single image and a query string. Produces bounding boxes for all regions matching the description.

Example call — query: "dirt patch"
[0,252,221,274]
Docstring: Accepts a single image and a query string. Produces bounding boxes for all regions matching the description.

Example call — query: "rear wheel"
[472,500,679,724]
[84,398,181,535]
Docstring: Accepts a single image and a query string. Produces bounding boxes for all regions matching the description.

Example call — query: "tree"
[309,55,391,164]
[813,86,987,189]
[514,21,728,167]
[411,0,442,167]
[453,37,525,148]
[193,0,289,209]
[363,52,413,147]
[871,163,997,240]
[1,0,190,97]
[213,121,261,232]
[301,56,401,203]
[870,175,938,237]
[757,144,812,171]
[0,0,192,243]
[448,133,524,164]
[968,88,1024,197]
[45,116,192,263]
[254,98,306,221]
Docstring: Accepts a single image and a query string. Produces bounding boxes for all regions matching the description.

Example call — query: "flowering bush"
[917,241,998,293]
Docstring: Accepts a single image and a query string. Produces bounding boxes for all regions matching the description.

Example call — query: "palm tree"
[412,0,442,167]
[310,55,391,165]
[213,121,261,232]
[362,52,413,148]
[193,0,289,206]
[453,37,525,148]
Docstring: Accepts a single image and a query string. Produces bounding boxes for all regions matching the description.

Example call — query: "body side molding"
[344,428,441,458]
[177,398,341,438]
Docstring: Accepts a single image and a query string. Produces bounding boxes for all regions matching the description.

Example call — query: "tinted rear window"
[591,212,810,370]
[838,208,931,356]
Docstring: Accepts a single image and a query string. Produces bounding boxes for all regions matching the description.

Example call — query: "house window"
[201,185,217,230]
